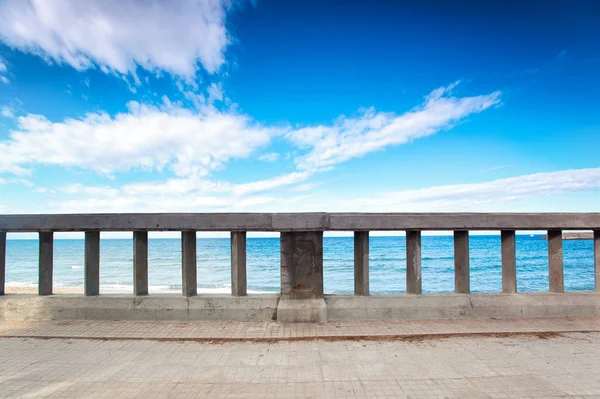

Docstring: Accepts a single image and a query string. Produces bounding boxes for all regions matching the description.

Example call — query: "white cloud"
[0,0,232,80]
[0,57,8,83]
[1,106,14,118]
[332,168,600,212]
[258,152,280,162]
[230,172,310,196]
[0,101,277,176]
[287,82,501,171]
[289,182,321,192]
[62,183,119,197]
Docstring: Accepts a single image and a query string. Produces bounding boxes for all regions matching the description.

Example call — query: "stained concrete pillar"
[353,231,369,296]
[595,231,600,292]
[85,231,100,296]
[501,230,517,293]
[548,229,564,293]
[406,231,422,294]
[280,232,323,299]
[38,232,53,296]
[454,230,470,294]
[231,231,247,296]
[133,231,148,296]
[0,231,5,296]
[278,231,325,323]
[181,231,197,297]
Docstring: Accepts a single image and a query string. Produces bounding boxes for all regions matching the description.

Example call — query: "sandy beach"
[6,286,86,295]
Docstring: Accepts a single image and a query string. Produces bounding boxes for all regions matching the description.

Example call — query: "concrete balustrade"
[501,230,517,293]
[231,231,247,296]
[84,231,100,296]
[1,213,600,323]
[133,231,148,296]
[353,231,369,296]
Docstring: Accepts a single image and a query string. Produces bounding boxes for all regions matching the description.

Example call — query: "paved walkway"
[2,318,600,398]
[2,317,600,342]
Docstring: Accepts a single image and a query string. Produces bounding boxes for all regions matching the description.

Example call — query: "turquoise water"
[3,235,596,294]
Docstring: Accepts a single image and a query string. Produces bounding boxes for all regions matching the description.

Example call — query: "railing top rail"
[1,213,600,232]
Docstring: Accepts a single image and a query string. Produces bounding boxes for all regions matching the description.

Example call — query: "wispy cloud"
[0,56,9,83]
[332,168,600,212]
[0,0,232,81]
[479,165,512,173]
[287,82,501,171]
[258,152,280,162]
[1,106,14,118]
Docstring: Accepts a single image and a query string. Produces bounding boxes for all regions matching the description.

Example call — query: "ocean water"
[3,235,596,294]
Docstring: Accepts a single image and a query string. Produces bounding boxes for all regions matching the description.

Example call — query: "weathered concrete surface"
[84,231,100,296]
[3,327,600,398]
[353,231,369,296]
[406,231,421,294]
[231,231,247,296]
[3,212,600,232]
[2,293,600,323]
[548,229,565,293]
[276,298,327,323]
[181,231,197,297]
[0,231,5,296]
[326,292,600,320]
[133,231,148,296]
[0,294,279,322]
[501,230,517,293]
[454,231,470,294]
[38,232,53,296]
[280,231,323,300]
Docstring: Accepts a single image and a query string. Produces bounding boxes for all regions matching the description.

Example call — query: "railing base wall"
[0,294,279,322]
[326,292,600,321]
[1,292,599,323]
[277,298,327,323]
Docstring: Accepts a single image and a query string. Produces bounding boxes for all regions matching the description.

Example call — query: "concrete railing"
[1,213,600,322]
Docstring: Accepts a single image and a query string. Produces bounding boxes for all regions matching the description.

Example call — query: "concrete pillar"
[353,231,369,296]
[501,230,517,293]
[0,232,5,296]
[38,232,53,296]
[85,231,100,296]
[595,231,600,292]
[231,231,247,296]
[181,231,197,297]
[280,232,324,299]
[406,231,422,294]
[133,231,148,296]
[454,230,470,294]
[548,229,564,293]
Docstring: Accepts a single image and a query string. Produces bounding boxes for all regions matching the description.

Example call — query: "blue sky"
[1,0,600,217]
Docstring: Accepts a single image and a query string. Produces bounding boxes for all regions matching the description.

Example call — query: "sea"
[3,235,596,294]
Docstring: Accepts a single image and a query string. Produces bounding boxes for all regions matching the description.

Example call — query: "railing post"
[595,230,600,292]
[353,231,369,296]
[406,231,422,294]
[181,231,197,297]
[501,230,517,293]
[454,230,470,294]
[84,231,100,296]
[0,231,5,296]
[548,229,564,293]
[231,231,247,296]
[280,232,324,299]
[39,232,53,296]
[133,231,148,296]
